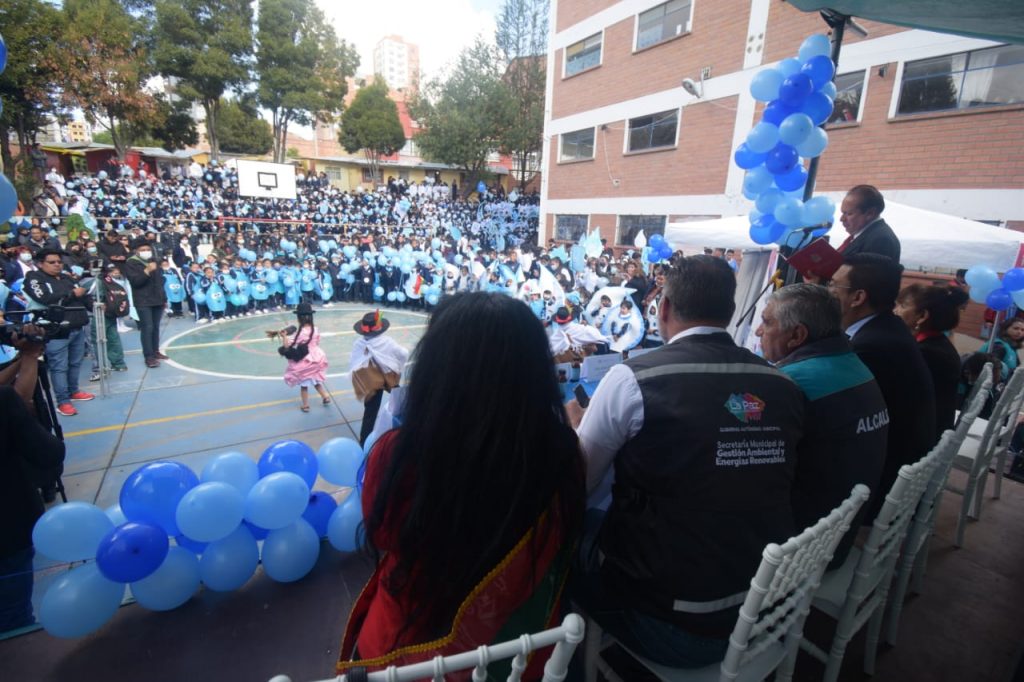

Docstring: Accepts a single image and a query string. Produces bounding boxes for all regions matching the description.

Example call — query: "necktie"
[837,235,854,253]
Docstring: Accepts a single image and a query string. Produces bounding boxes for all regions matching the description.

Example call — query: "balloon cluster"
[0,33,16,228]
[964,265,1024,311]
[645,234,673,263]
[31,437,369,638]
[735,34,838,246]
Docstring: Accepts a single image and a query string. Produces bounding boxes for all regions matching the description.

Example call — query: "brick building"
[540,0,1024,247]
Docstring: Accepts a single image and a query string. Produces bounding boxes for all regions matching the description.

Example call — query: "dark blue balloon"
[762,100,795,126]
[242,520,269,541]
[733,143,768,170]
[175,535,208,554]
[801,55,836,90]
[802,92,835,125]
[120,461,200,536]
[301,492,338,538]
[750,217,787,245]
[0,33,7,76]
[775,164,808,192]
[96,522,169,583]
[778,73,814,108]
[258,440,318,488]
[764,144,799,176]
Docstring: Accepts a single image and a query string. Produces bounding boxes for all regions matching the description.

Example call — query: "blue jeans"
[573,509,729,669]
[44,326,86,404]
[0,548,36,632]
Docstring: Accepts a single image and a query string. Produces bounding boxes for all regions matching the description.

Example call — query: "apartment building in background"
[373,35,421,93]
[540,0,1024,247]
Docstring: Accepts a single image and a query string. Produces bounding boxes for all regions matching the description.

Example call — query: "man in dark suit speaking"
[837,185,901,263]
[829,254,934,519]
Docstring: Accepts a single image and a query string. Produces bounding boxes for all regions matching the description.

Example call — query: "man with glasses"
[836,185,900,262]
[829,253,934,519]
[23,249,95,417]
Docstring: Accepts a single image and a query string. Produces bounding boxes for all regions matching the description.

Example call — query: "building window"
[560,128,595,161]
[897,44,1024,115]
[565,33,602,77]
[361,168,382,184]
[627,109,678,152]
[636,0,692,50]
[324,167,343,183]
[400,138,418,157]
[828,71,866,124]
[555,214,589,241]
[618,215,667,246]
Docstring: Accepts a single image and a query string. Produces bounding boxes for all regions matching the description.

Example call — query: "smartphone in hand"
[573,383,591,408]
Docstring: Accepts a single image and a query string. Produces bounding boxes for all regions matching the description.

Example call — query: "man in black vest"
[836,185,901,262]
[568,255,805,668]
[828,254,935,520]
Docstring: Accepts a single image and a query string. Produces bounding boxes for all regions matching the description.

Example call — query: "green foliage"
[217,99,274,155]
[286,147,300,159]
[256,0,359,162]
[153,0,255,159]
[65,214,93,242]
[410,40,512,195]
[339,80,406,182]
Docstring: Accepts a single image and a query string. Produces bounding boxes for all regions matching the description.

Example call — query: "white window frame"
[563,31,604,78]
[616,214,667,246]
[554,214,590,242]
[827,70,869,125]
[633,0,695,52]
[623,108,681,154]
[559,127,596,162]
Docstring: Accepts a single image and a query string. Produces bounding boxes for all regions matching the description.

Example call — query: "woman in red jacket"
[338,292,585,677]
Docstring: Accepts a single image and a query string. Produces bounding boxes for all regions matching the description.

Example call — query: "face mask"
[138,251,153,261]
[19,252,33,263]
[88,247,98,254]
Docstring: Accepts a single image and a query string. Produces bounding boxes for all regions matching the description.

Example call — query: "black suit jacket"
[918,333,962,441]
[850,312,936,519]
[842,219,901,263]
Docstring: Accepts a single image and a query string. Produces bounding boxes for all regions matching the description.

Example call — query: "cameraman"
[23,249,95,417]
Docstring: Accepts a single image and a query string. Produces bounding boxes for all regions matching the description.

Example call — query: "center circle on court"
[162,306,427,380]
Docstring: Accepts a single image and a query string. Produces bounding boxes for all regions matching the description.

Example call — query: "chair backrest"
[933,375,994,516]
[305,613,585,682]
[848,451,936,607]
[720,484,871,679]
[967,369,1023,478]
[960,361,993,416]
[905,429,960,557]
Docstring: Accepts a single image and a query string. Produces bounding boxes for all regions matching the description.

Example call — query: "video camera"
[1,306,87,345]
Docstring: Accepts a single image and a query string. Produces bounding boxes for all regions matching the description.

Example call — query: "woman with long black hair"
[338,292,585,677]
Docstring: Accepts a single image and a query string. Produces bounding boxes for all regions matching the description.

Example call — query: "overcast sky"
[318,0,504,83]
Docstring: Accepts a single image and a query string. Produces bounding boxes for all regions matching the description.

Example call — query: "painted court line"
[165,323,427,351]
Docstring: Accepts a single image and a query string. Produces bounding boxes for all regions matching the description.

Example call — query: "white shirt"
[576,326,728,494]
[844,314,878,340]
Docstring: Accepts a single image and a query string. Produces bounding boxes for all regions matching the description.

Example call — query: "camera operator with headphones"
[23,248,95,417]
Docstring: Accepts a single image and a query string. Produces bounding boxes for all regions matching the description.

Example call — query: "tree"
[339,80,406,186]
[0,0,67,188]
[256,0,359,163]
[153,0,254,161]
[216,98,274,155]
[495,0,548,188]
[58,0,161,161]
[410,40,512,198]
[149,96,200,151]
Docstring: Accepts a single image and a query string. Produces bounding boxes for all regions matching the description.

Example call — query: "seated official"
[757,283,887,566]
[338,293,584,678]
[567,256,805,668]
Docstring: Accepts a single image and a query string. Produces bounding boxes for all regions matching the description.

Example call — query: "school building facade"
[539,0,1024,248]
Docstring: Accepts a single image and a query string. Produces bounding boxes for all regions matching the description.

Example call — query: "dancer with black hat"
[269,302,331,412]
[350,311,409,444]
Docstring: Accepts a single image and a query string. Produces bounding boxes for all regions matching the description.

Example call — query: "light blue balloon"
[431,237,441,249]
[743,166,774,196]
[244,471,310,530]
[820,81,837,99]
[778,113,815,147]
[801,196,836,226]
[795,126,829,158]
[33,502,114,562]
[750,68,784,102]
[426,293,440,306]
[198,525,259,591]
[175,481,245,543]
[777,57,802,77]
[0,173,18,225]
[39,563,125,638]
[774,197,805,227]
[317,438,365,487]
[396,292,406,303]
[799,34,832,63]
[387,291,398,302]
[755,188,785,214]
[261,519,320,583]
[0,33,7,75]
[965,266,1001,298]
[130,546,200,611]
[745,122,780,154]
[105,504,127,526]
[326,493,363,552]
[374,286,385,298]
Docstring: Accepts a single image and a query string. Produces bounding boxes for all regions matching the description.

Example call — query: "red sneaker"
[57,403,78,417]
[69,391,95,401]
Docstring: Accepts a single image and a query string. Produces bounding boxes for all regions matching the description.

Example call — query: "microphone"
[796,221,833,233]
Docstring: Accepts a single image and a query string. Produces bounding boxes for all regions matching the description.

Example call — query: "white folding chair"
[584,485,870,682]
[268,613,585,682]
[964,367,1024,501]
[884,373,994,646]
[947,368,1024,546]
[798,452,936,682]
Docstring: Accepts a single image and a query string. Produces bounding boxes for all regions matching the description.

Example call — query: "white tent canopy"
[666,201,1024,271]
